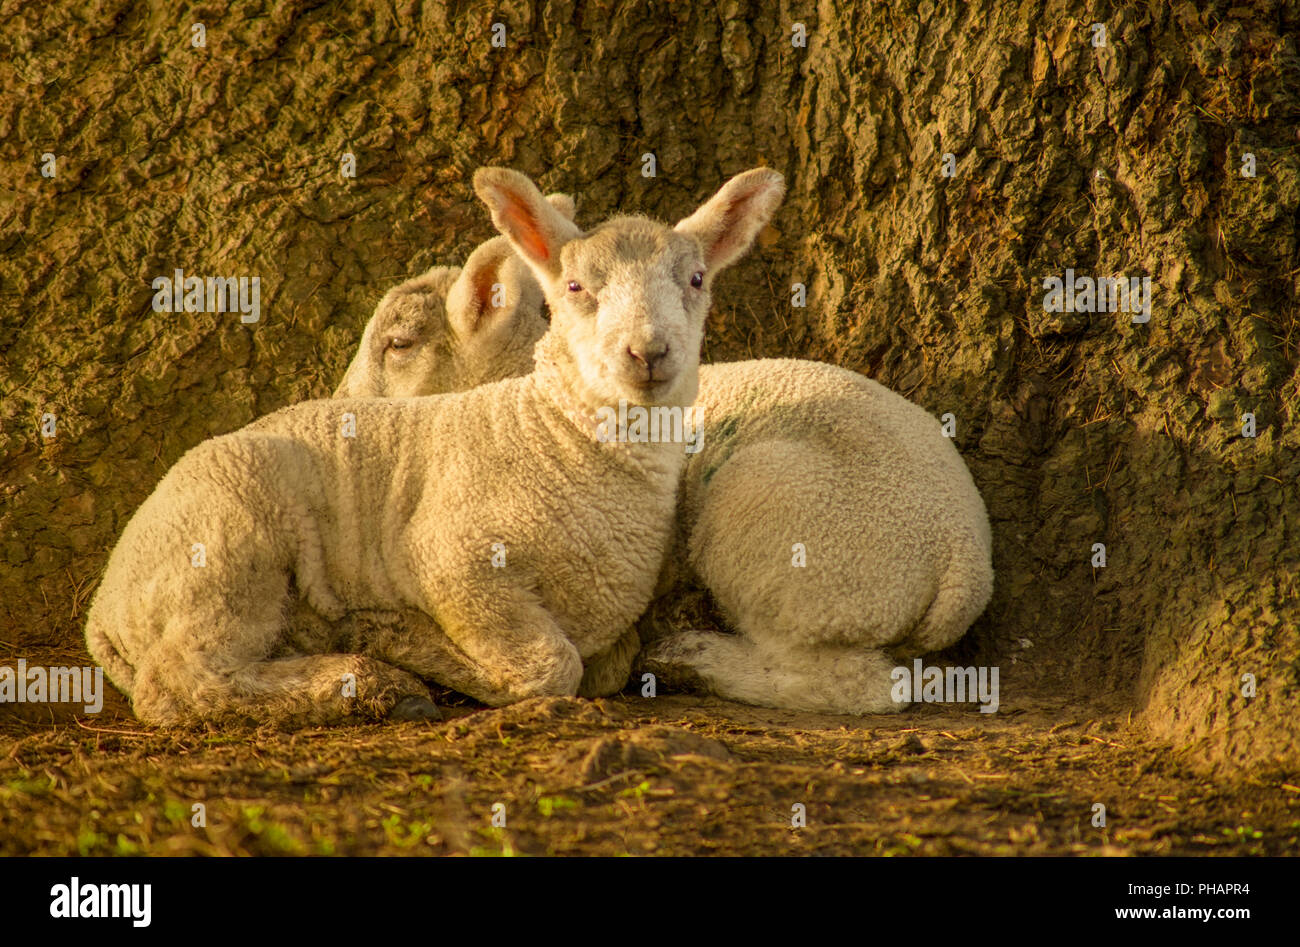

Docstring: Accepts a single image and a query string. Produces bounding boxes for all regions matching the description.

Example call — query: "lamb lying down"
[84,166,786,726]
[342,196,994,716]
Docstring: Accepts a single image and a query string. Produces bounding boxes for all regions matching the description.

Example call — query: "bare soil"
[2,647,1295,856]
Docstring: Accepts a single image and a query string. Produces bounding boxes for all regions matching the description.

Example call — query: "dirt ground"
[2,649,1296,856]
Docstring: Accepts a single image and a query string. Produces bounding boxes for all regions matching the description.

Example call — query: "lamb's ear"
[473,168,582,280]
[674,168,785,273]
[545,192,577,222]
[445,237,521,340]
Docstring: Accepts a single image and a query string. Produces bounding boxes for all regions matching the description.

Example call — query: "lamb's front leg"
[359,610,490,700]
[366,609,627,702]
[383,578,583,706]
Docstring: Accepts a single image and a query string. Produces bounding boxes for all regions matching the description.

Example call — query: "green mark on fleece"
[698,389,766,484]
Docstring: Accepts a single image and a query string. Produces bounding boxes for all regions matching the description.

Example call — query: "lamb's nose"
[628,344,669,373]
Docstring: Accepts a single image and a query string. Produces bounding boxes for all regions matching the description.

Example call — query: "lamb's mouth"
[626,375,675,398]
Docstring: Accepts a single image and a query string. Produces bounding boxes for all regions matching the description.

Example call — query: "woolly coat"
[84,331,684,723]
[673,358,991,656]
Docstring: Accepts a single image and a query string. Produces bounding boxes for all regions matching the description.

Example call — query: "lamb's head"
[334,193,576,399]
[473,167,785,413]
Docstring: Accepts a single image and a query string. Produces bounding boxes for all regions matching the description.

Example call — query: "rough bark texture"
[2,0,1297,772]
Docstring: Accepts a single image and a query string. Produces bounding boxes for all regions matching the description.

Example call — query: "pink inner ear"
[706,219,739,262]
[704,193,750,262]
[470,264,498,323]
[502,202,551,264]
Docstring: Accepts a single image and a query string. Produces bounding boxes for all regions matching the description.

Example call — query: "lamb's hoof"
[389,696,443,721]
[636,646,712,696]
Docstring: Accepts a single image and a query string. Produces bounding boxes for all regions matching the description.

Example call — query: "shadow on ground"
[2,656,1295,856]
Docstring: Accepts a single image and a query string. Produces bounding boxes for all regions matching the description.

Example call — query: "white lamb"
[342,200,994,716]
[83,167,786,726]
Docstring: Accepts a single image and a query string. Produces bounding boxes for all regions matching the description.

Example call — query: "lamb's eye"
[387,337,414,352]
[690,272,704,288]
[567,281,582,293]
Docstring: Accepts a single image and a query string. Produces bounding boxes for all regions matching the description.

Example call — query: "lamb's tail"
[85,620,135,697]
[638,629,906,716]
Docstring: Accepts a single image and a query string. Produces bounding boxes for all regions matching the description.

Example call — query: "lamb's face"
[335,238,554,400]
[473,165,785,413]
[549,217,708,407]
[338,195,577,400]
[335,267,462,398]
